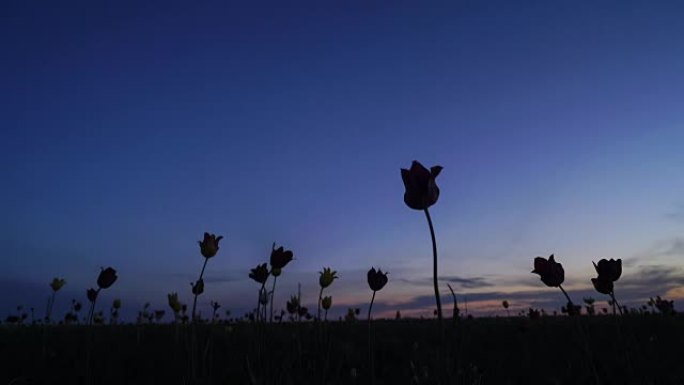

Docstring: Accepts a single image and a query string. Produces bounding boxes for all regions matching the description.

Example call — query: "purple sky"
[2,0,683,321]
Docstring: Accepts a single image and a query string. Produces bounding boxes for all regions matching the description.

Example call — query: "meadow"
[2,314,683,385]
[2,161,681,384]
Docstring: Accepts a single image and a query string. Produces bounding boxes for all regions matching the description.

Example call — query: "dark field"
[2,315,683,385]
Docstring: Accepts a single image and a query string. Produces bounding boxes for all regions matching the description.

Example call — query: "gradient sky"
[2,0,683,321]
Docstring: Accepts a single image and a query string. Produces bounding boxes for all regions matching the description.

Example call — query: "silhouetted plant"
[651,296,676,315]
[583,297,596,316]
[110,298,121,324]
[591,258,623,315]
[447,283,460,321]
[46,277,66,323]
[502,300,510,317]
[321,296,332,321]
[344,308,359,322]
[318,267,338,320]
[286,295,301,321]
[249,263,270,322]
[367,267,388,385]
[532,254,576,314]
[210,301,221,322]
[192,232,223,322]
[401,160,444,325]
[269,243,294,322]
[86,267,118,325]
[168,292,182,322]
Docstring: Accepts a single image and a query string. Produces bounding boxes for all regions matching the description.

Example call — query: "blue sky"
[2,0,683,320]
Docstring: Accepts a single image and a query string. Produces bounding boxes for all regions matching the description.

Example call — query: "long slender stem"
[191,257,209,323]
[89,289,101,325]
[368,291,376,321]
[270,276,277,323]
[46,292,56,323]
[317,287,324,321]
[368,290,376,385]
[558,284,573,304]
[424,208,443,325]
[610,292,623,316]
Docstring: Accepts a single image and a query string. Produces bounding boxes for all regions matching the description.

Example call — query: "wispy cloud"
[665,203,684,221]
[397,275,494,290]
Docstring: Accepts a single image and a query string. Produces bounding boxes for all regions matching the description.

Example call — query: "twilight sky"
[2,0,683,320]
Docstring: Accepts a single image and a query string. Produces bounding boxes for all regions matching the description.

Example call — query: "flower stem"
[46,292,56,323]
[610,292,624,316]
[89,289,101,325]
[424,208,443,325]
[317,287,324,321]
[269,276,278,323]
[191,257,209,323]
[368,290,376,385]
[558,284,573,305]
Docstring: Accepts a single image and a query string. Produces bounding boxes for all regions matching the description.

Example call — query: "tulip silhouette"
[269,243,294,322]
[198,232,223,259]
[97,267,117,289]
[286,295,300,318]
[192,232,223,322]
[249,263,270,285]
[86,288,98,324]
[46,277,66,323]
[191,279,205,296]
[87,288,98,303]
[367,268,389,293]
[322,296,332,321]
[168,292,182,320]
[532,255,575,313]
[401,160,444,326]
[88,267,117,325]
[318,267,338,320]
[401,160,442,210]
[591,259,623,315]
[249,263,270,322]
[532,255,564,287]
[366,267,388,385]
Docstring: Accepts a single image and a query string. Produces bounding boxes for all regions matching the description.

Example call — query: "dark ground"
[1,315,683,385]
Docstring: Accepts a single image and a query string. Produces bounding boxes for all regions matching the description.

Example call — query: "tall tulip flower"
[46,277,66,323]
[249,263,270,322]
[591,258,623,315]
[318,268,338,320]
[366,267,388,384]
[401,160,444,324]
[269,243,294,322]
[192,232,223,322]
[532,254,576,313]
[88,267,117,325]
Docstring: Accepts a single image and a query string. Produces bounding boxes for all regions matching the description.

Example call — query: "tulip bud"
[87,288,99,303]
[191,279,205,296]
[322,296,332,310]
[50,278,66,292]
[319,267,338,288]
[270,244,294,270]
[531,254,565,287]
[367,267,389,292]
[97,267,118,289]
[112,299,122,310]
[198,232,223,259]
[400,160,442,210]
[168,292,182,313]
[249,263,270,284]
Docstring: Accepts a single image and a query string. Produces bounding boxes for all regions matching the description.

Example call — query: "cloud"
[665,203,684,221]
[397,275,494,290]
